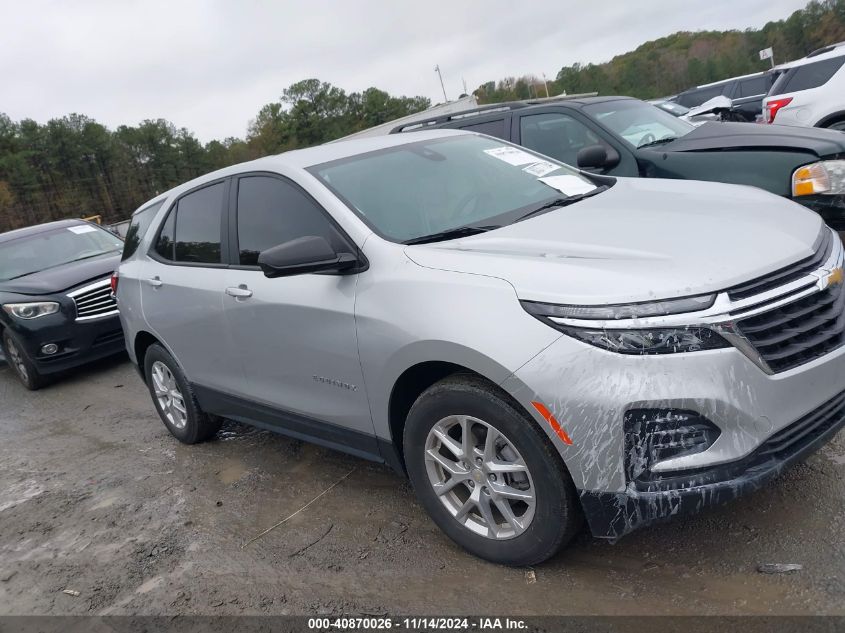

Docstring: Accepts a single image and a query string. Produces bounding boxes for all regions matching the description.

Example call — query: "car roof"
[774,44,845,70]
[693,71,768,90]
[0,218,87,244]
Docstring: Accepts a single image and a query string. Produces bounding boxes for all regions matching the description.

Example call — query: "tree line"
[474,0,845,103]
[2,0,845,232]
[0,80,429,231]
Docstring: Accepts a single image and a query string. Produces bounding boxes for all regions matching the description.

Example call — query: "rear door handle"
[225,285,253,299]
[147,276,162,288]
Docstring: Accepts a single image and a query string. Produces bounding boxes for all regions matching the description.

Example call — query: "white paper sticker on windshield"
[67,225,97,234]
[483,146,537,166]
[522,161,559,177]
[538,175,596,196]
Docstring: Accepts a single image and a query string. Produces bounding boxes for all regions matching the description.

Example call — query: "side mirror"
[257,235,358,278]
[577,144,619,170]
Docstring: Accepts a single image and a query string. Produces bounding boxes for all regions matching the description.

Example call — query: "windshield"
[0,224,123,281]
[309,135,601,243]
[585,100,695,148]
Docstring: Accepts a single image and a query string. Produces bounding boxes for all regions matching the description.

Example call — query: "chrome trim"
[67,278,119,321]
[548,228,844,374]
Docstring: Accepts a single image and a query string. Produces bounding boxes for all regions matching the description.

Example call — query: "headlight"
[2,302,60,319]
[792,160,845,197]
[557,325,730,355]
[521,297,730,354]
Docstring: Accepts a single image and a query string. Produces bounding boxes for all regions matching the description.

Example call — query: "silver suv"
[116,130,845,565]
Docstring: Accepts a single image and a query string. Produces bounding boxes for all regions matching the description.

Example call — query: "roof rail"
[390,93,599,133]
[806,41,845,58]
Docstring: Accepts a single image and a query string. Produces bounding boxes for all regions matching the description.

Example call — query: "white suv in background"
[763,43,845,130]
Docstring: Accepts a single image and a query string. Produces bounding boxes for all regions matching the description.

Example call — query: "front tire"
[2,330,47,390]
[404,374,580,566]
[143,343,222,444]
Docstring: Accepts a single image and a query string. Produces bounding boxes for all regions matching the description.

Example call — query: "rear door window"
[676,85,725,108]
[737,76,767,98]
[771,56,845,94]
[122,201,163,261]
[152,182,225,264]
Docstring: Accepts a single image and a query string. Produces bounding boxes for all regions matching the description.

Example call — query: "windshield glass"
[0,224,123,281]
[585,100,695,148]
[309,135,601,243]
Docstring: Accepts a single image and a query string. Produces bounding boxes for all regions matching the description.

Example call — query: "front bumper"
[502,326,845,538]
[797,194,845,230]
[7,312,125,374]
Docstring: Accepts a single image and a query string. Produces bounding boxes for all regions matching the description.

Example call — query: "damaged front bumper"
[580,388,845,538]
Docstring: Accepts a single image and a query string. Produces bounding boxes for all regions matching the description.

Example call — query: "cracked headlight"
[792,160,845,197]
[555,326,730,355]
[521,296,730,354]
[2,302,60,319]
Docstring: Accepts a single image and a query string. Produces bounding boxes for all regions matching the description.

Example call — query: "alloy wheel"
[424,415,536,540]
[151,360,188,429]
[5,338,29,382]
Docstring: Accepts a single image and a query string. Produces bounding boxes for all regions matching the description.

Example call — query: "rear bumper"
[10,313,125,374]
[580,389,845,538]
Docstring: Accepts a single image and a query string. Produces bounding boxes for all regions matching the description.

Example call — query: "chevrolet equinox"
[116,130,845,565]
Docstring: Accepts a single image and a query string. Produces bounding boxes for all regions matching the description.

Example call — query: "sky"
[2,0,810,143]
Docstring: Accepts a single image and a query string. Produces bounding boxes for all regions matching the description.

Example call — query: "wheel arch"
[133,330,166,382]
[815,110,845,128]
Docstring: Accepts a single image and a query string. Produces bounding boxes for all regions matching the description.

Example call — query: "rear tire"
[1,330,47,391]
[143,343,222,444]
[403,374,580,566]
[822,118,845,132]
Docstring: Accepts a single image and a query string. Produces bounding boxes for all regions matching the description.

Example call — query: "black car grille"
[736,280,845,373]
[728,230,833,301]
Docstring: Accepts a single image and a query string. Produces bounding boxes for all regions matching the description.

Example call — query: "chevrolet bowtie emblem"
[829,267,844,288]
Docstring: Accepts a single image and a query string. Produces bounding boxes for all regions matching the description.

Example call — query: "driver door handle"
[146,276,162,288]
[225,285,253,299]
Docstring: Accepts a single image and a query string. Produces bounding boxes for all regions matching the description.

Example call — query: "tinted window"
[122,201,163,261]
[584,100,695,148]
[676,85,725,108]
[154,207,176,260]
[458,118,507,139]
[770,56,845,95]
[236,176,346,266]
[737,76,767,97]
[173,183,224,264]
[519,112,604,165]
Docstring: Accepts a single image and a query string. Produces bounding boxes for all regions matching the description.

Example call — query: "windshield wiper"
[515,186,608,223]
[638,136,678,149]
[403,224,499,245]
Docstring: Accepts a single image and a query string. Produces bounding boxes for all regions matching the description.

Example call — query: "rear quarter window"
[771,56,845,95]
[456,118,508,140]
[121,201,164,261]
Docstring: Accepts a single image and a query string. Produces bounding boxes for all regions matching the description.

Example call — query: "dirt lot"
[0,355,843,616]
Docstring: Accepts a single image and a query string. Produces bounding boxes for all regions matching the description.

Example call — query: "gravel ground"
[0,355,843,616]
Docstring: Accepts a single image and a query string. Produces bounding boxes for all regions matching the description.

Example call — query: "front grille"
[69,279,118,321]
[728,229,833,301]
[736,280,845,373]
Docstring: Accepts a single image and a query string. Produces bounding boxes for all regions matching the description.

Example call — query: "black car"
[392,96,845,229]
[0,219,125,389]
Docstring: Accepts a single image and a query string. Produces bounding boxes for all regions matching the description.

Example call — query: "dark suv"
[0,219,125,389]
[392,96,845,230]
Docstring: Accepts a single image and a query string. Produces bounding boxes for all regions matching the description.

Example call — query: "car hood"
[660,121,845,157]
[0,252,120,296]
[404,178,824,305]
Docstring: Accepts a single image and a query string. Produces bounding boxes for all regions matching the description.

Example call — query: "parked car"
[650,96,728,125]
[763,42,845,130]
[117,130,845,565]
[0,219,125,389]
[673,71,774,122]
[391,96,845,229]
